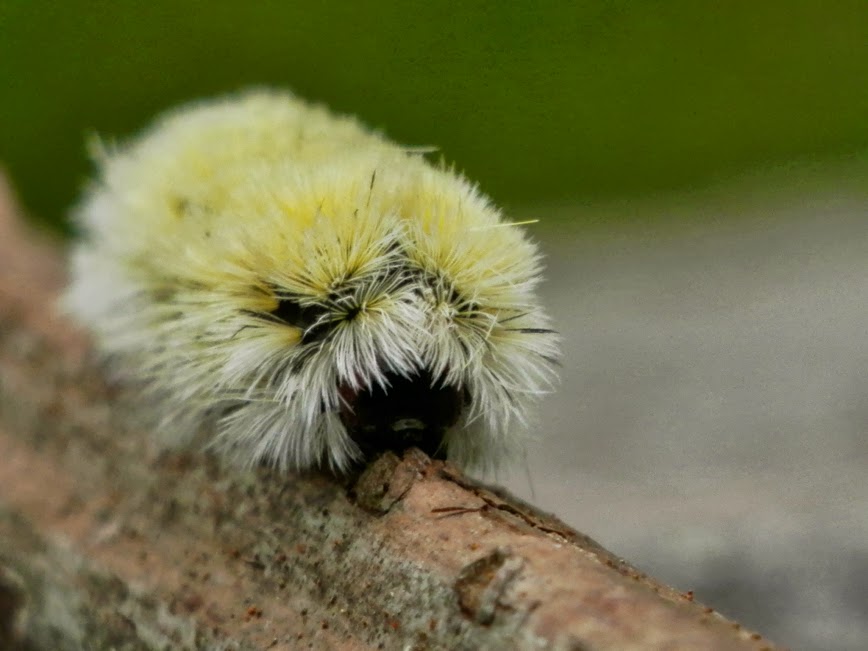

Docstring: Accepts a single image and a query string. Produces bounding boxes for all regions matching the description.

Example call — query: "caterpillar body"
[65,90,558,472]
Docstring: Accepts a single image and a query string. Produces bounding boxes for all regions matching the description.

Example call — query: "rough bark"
[0,177,782,650]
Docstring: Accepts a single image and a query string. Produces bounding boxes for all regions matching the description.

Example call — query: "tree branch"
[0,176,781,650]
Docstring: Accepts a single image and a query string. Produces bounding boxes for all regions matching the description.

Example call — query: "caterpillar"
[65,90,558,473]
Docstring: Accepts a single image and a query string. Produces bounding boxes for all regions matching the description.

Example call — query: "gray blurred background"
[2,3,867,648]
[505,172,868,650]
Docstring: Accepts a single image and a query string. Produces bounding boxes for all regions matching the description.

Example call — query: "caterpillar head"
[207,160,559,473]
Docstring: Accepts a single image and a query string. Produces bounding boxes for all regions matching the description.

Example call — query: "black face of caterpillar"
[269,286,471,461]
[338,370,466,459]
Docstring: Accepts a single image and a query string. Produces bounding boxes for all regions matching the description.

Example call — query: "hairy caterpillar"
[65,90,558,472]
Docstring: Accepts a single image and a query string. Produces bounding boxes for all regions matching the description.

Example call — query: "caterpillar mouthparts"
[339,369,467,460]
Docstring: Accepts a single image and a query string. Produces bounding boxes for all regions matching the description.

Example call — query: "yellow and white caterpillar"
[65,90,558,472]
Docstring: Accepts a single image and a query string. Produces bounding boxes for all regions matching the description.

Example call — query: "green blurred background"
[1,1,866,232]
